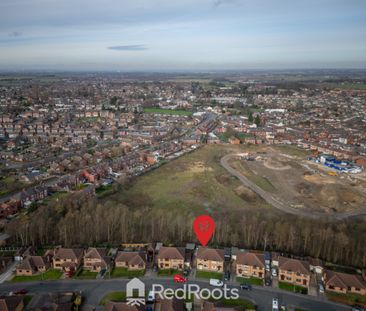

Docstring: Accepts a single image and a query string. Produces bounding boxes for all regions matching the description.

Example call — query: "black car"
[352,305,364,311]
[240,283,252,291]
[265,278,272,286]
[183,269,190,277]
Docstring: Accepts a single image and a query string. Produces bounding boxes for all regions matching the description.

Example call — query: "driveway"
[0,261,17,284]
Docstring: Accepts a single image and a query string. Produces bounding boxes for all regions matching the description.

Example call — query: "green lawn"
[23,295,33,307]
[236,276,264,286]
[195,270,223,280]
[208,298,256,310]
[278,282,308,294]
[100,292,126,305]
[157,269,181,276]
[96,184,114,197]
[144,107,192,116]
[326,291,366,307]
[111,267,145,278]
[11,269,62,282]
[74,269,98,279]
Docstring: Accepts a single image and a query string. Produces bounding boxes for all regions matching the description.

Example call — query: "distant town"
[0,71,366,311]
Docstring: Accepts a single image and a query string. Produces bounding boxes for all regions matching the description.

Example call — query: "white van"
[209,279,224,287]
[147,290,155,303]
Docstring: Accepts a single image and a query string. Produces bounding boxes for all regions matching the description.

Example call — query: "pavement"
[0,261,17,284]
[0,277,353,311]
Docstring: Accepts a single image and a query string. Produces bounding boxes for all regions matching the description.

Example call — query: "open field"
[105,143,366,217]
[143,108,193,116]
[105,144,271,216]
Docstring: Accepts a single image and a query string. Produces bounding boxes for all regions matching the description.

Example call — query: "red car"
[173,274,187,283]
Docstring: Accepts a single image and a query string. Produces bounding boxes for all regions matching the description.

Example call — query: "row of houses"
[15,245,366,297]
[16,247,146,276]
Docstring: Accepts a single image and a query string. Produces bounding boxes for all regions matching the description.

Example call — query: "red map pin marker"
[193,215,215,247]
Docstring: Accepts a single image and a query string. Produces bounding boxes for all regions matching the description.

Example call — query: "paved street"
[0,277,352,311]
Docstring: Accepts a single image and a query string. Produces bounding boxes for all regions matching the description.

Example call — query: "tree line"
[5,191,366,268]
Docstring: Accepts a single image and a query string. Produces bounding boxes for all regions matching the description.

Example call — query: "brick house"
[53,248,84,272]
[157,247,185,270]
[83,248,111,272]
[196,247,225,273]
[324,270,366,296]
[278,256,311,288]
[20,186,48,207]
[115,252,146,270]
[16,256,51,276]
[236,252,265,279]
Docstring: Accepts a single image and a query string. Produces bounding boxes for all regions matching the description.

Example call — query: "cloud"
[212,0,236,8]
[8,31,22,37]
[108,44,148,51]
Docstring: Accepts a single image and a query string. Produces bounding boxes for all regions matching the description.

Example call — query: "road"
[0,278,351,311]
[220,153,366,220]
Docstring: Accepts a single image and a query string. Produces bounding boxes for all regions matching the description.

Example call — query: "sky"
[0,0,366,71]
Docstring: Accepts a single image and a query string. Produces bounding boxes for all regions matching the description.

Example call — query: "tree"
[248,112,254,123]
[255,115,261,126]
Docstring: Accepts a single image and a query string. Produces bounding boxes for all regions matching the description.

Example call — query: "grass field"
[229,159,276,192]
[208,298,256,310]
[143,107,193,116]
[236,276,264,286]
[326,291,366,307]
[100,292,126,305]
[278,282,308,294]
[11,269,62,282]
[74,269,98,279]
[111,267,145,278]
[104,144,270,216]
[195,271,223,279]
[96,184,114,197]
[157,269,181,276]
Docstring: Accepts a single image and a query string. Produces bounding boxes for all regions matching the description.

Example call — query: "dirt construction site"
[230,146,366,214]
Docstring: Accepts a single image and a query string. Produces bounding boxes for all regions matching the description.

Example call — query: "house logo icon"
[126,277,145,306]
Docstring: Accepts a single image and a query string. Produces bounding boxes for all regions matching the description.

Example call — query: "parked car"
[352,305,364,311]
[318,283,324,293]
[272,298,279,311]
[173,274,187,283]
[153,265,158,272]
[224,271,231,281]
[147,291,155,303]
[14,289,28,295]
[271,268,277,277]
[265,278,272,286]
[240,283,252,291]
[209,279,224,287]
[183,269,190,277]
